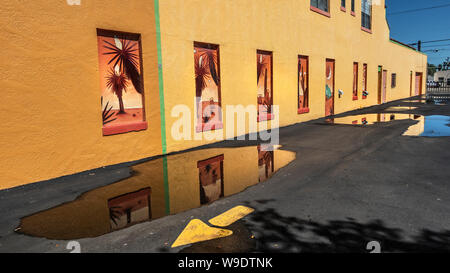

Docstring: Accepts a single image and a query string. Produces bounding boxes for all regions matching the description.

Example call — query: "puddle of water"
[329,113,422,126]
[384,106,418,111]
[403,115,450,137]
[17,145,295,240]
[328,113,450,137]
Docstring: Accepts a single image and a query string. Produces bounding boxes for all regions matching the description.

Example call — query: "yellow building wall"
[0,0,427,189]
[158,0,427,154]
[0,1,162,189]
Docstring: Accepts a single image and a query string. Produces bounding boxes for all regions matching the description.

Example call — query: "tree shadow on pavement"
[245,208,450,253]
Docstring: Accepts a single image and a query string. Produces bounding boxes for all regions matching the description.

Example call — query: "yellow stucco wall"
[0,1,162,189]
[159,0,427,154]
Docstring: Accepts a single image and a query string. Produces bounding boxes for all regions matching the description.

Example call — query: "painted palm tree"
[106,66,129,114]
[257,55,271,113]
[194,49,219,122]
[103,37,143,94]
[101,97,117,125]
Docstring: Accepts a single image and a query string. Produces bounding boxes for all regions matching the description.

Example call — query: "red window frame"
[310,0,331,17]
[298,55,310,114]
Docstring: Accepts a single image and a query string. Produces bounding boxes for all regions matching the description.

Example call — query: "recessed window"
[298,55,310,114]
[362,64,368,99]
[97,29,147,136]
[361,0,372,31]
[311,0,330,16]
[351,0,355,13]
[353,62,359,100]
[194,42,223,132]
[257,50,274,122]
[391,73,397,88]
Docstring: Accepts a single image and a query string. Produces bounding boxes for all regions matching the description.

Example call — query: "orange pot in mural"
[97,30,147,136]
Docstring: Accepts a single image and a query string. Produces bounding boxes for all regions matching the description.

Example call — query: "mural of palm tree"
[103,37,142,93]
[257,55,271,113]
[106,67,129,114]
[101,97,117,125]
[194,49,219,122]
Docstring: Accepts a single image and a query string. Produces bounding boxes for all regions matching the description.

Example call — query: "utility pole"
[418,40,422,52]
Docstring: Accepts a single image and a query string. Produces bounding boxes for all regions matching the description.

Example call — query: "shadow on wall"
[244,207,450,253]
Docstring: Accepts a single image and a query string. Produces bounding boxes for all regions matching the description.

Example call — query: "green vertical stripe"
[154,0,170,214]
[162,156,170,215]
[154,0,167,155]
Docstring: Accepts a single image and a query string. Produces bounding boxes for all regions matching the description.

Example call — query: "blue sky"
[386,0,450,65]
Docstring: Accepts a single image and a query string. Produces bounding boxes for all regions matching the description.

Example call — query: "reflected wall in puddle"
[18,146,295,240]
[331,113,421,125]
[404,115,450,137]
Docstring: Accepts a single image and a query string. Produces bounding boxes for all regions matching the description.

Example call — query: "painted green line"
[154,0,167,155]
[162,156,170,215]
[154,0,170,214]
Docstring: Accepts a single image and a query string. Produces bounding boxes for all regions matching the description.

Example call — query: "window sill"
[310,6,331,18]
[297,108,310,114]
[103,121,148,136]
[351,11,356,16]
[361,27,372,34]
[340,6,346,12]
[362,95,367,100]
[196,121,223,133]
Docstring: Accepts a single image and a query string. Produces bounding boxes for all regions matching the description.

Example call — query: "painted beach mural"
[97,29,147,136]
[325,59,335,117]
[257,51,273,121]
[194,43,222,132]
[298,56,309,114]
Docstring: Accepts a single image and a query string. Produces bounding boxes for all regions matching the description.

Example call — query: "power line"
[422,44,450,48]
[423,48,450,53]
[387,3,450,15]
[409,38,450,46]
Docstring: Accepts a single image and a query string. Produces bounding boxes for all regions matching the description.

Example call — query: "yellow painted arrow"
[171,219,233,248]
[209,206,255,227]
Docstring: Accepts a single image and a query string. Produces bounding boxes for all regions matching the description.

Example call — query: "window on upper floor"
[311,0,329,13]
[351,0,355,13]
[341,0,346,9]
[361,0,372,30]
[391,73,397,88]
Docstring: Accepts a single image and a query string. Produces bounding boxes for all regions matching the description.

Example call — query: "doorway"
[415,72,423,96]
[382,70,387,103]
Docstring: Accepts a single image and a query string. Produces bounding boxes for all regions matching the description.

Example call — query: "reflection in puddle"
[328,113,450,137]
[384,106,418,111]
[403,115,450,137]
[17,146,295,240]
[330,113,422,126]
